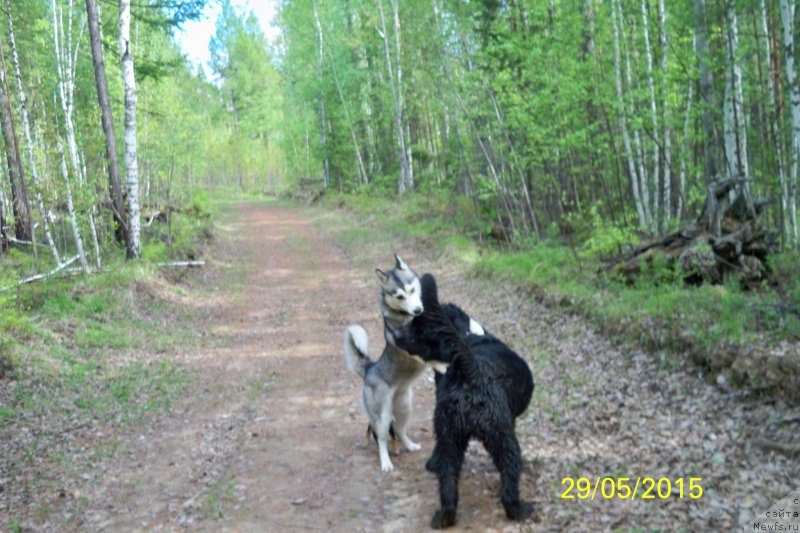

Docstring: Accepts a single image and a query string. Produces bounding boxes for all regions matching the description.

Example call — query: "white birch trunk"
[723,0,749,191]
[377,0,411,193]
[56,134,88,273]
[780,0,800,246]
[640,0,660,232]
[658,0,671,226]
[327,47,368,186]
[52,0,91,270]
[611,0,646,229]
[393,0,412,191]
[312,3,330,188]
[7,0,61,265]
[620,0,652,229]
[119,0,140,258]
[80,150,101,269]
[677,81,693,221]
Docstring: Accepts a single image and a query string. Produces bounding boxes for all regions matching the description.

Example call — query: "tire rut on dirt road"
[80,203,446,532]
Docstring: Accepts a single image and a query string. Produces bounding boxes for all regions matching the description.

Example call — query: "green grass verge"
[0,191,223,523]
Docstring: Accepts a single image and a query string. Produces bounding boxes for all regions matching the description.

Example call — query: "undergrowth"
[314,191,800,398]
[0,193,217,474]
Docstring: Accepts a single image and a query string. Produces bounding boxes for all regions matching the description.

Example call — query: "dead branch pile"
[609,178,778,285]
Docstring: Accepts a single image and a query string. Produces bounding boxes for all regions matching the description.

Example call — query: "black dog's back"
[394,273,534,528]
[419,289,533,418]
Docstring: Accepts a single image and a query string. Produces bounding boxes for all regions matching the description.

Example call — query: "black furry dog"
[393,273,534,529]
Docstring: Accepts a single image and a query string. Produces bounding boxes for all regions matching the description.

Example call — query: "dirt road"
[62,202,800,531]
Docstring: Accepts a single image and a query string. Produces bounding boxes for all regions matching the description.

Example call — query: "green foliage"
[767,251,800,338]
[579,206,641,260]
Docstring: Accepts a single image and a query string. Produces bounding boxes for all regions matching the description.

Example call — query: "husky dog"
[343,255,426,472]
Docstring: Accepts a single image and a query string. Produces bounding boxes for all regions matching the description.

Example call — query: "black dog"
[394,273,534,528]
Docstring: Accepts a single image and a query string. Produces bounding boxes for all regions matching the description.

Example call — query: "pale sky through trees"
[175,0,279,73]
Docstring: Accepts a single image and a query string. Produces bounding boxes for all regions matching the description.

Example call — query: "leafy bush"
[580,206,640,260]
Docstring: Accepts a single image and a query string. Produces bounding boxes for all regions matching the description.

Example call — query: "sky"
[174,0,280,74]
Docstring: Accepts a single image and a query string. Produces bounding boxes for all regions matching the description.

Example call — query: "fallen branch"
[7,237,48,249]
[0,255,80,291]
[143,210,164,227]
[756,439,800,457]
[156,260,205,268]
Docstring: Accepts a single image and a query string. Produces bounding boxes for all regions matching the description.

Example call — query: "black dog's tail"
[419,274,480,382]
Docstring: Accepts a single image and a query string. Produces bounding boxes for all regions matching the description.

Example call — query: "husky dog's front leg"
[393,388,421,451]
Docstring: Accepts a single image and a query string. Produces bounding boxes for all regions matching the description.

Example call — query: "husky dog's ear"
[394,254,410,271]
[375,268,390,285]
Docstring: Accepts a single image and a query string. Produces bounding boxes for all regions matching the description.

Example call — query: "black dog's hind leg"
[483,430,533,521]
[425,442,442,472]
[431,433,468,529]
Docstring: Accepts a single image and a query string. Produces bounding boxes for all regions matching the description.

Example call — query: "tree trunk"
[56,134,88,273]
[694,0,718,181]
[779,0,800,246]
[723,0,749,187]
[119,0,140,258]
[5,0,61,264]
[0,184,7,253]
[393,0,413,191]
[0,36,31,242]
[617,0,650,230]
[327,48,368,187]
[640,0,660,232]
[658,0,672,226]
[85,0,127,247]
[611,0,646,230]
[760,0,790,245]
[377,0,411,194]
[80,150,102,269]
[312,3,329,189]
[677,80,693,220]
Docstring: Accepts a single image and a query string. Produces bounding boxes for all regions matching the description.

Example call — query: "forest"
[1,0,799,274]
[0,0,799,530]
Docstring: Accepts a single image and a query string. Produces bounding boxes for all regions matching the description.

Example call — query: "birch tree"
[694,0,718,181]
[120,0,141,259]
[312,3,329,188]
[658,0,672,225]
[780,0,800,246]
[5,0,60,264]
[56,131,88,272]
[611,0,646,230]
[85,0,127,248]
[0,36,32,243]
[723,0,749,189]
[640,0,660,230]
[760,0,789,243]
[377,0,412,193]
[620,0,652,230]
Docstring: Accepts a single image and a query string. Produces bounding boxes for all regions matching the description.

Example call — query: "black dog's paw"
[504,500,534,521]
[425,454,440,472]
[430,508,457,529]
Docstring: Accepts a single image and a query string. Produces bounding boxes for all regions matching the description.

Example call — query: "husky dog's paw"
[430,508,457,529]
[380,459,394,472]
[504,500,534,521]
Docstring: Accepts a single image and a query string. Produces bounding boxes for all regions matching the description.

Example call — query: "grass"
[312,191,800,399]
[0,189,222,527]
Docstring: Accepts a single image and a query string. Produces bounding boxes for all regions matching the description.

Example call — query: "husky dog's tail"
[344,325,371,378]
